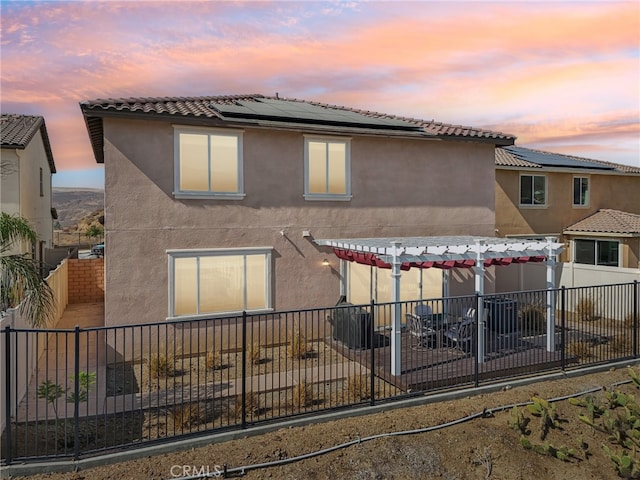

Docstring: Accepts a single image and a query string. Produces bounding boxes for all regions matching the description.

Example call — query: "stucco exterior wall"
[102,117,497,326]
[0,134,54,257]
[495,168,640,238]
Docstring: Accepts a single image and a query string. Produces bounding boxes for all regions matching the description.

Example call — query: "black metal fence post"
[241,311,247,429]
[370,299,375,407]
[561,287,566,370]
[474,293,480,388]
[634,280,638,359]
[73,326,80,460]
[4,325,12,464]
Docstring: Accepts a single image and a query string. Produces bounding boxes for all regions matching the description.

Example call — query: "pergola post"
[546,236,557,352]
[475,239,486,363]
[390,241,402,376]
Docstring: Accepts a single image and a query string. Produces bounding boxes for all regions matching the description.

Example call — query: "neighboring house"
[80,94,515,326]
[0,114,57,268]
[495,146,640,259]
[563,209,640,269]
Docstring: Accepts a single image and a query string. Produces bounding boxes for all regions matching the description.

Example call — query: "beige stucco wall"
[495,168,640,237]
[0,134,54,257]
[101,117,497,326]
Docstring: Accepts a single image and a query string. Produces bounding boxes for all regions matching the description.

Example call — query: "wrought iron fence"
[1,281,638,464]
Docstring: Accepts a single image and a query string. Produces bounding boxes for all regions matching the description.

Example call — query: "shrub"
[206,350,222,370]
[248,342,262,365]
[519,304,546,336]
[576,297,598,322]
[235,391,260,418]
[149,352,175,379]
[347,374,370,402]
[288,327,310,359]
[568,341,592,361]
[292,382,314,408]
[169,402,201,430]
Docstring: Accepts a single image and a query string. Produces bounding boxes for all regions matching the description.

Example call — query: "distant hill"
[52,187,104,229]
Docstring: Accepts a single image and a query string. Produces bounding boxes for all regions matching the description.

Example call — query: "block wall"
[68,258,104,304]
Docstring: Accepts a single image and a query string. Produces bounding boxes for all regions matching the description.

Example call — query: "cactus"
[527,396,561,440]
[603,445,640,479]
[508,406,530,435]
[519,436,576,462]
[628,367,640,389]
[569,395,604,422]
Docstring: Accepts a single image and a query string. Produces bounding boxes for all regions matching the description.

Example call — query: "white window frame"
[167,247,272,320]
[303,135,352,201]
[572,176,589,207]
[519,173,547,207]
[573,238,620,267]
[173,125,245,200]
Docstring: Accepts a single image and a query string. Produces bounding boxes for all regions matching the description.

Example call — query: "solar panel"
[208,98,420,131]
[505,146,613,170]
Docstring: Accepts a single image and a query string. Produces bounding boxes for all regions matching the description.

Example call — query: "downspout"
[391,241,402,376]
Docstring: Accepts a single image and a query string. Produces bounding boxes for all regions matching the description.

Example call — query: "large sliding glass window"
[174,127,244,199]
[574,239,619,267]
[304,136,351,200]
[169,248,271,318]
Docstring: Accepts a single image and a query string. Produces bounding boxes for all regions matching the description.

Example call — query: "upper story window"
[39,167,44,197]
[173,127,244,199]
[304,136,351,201]
[519,174,546,206]
[573,176,589,206]
[168,248,272,319]
[574,239,619,267]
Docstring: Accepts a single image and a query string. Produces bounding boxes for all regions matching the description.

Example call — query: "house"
[495,146,640,254]
[0,114,57,268]
[80,94,515,326]
[563,209,640,269]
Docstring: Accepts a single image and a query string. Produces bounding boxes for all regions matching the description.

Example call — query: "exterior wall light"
[322,259,330,267]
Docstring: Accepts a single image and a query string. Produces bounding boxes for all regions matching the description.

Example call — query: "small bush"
[611,334,631,355]
[347,374,371,402]
[568,341,592,360]
[288,327,310,359]
[169,402,201,430]
[235,391,260,418]
[576,297,598,322]
[292,382,314,408]
[149,352,175,379]
[519,304,546,336]
[248,342,262,365]
[206,350,222,370]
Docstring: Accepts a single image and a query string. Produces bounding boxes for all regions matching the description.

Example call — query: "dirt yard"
[16,363,640,480]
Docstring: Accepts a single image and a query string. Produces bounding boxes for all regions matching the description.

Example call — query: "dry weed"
[206,350,222,370]
[288,327,311,359]
[235,391,260,418]
[149,352,175,379]
[347,374,371,402]
[292,381,314,408]
[611,334,632,355]
[169,402,201,430]
[576,297,598,322]
[248,342,262,365]
[568,341,592,360]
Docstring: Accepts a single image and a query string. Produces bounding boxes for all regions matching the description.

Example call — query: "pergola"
[315,236,565,376]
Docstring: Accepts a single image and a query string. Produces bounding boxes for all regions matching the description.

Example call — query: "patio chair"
[443,314,475,353]
[415,303,434,328]
[406,313,436,348]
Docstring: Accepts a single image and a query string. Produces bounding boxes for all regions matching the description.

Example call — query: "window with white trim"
[168,248,271,318]
[304,136,351,200]
[174,127,244,199]
[519,174,546,206]
[573,176,589,206]
[574,239,619,267]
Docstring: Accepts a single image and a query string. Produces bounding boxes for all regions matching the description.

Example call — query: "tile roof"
[496,145,640,174]
[80,94,516,163]
[564,209,640,235]
[0,114,56,173]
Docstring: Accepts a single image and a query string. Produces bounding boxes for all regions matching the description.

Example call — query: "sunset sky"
[1,0,638,189]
